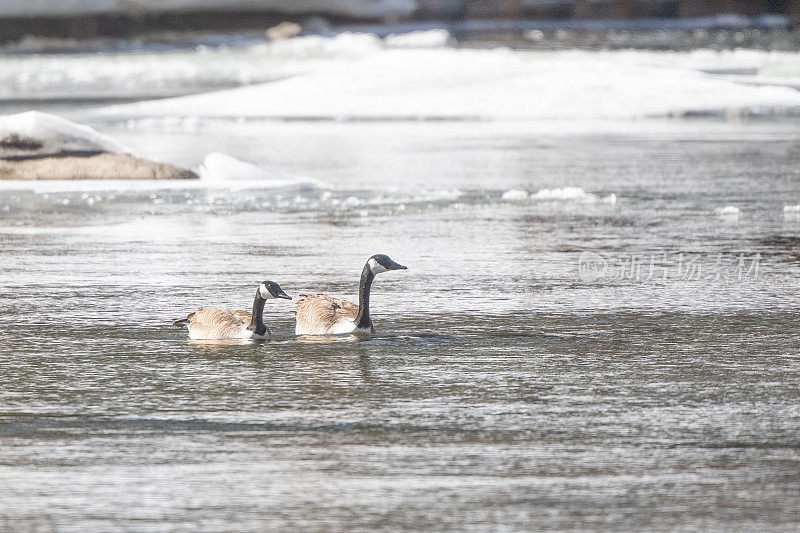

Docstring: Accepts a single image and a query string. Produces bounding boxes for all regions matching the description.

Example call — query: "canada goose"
[173,281,291,340]
[295,254,406,335]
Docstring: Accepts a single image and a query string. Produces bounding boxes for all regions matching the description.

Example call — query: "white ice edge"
[102,41,800,122]
[502,187,617,204]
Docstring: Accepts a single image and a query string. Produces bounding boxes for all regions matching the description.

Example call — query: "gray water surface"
[1,119,799,531]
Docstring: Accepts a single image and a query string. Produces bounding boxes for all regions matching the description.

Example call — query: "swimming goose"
[173,281,291,340]
[295,254,406,335]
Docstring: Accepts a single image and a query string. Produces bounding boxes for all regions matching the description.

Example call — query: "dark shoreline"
[0,11,796,46]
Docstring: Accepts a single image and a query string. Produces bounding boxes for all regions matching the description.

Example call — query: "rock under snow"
[0,111,196,180]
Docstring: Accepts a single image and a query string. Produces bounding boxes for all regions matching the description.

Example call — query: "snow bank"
[502,189,530,201]
[0,111,127,156]
[199,152,318,189]
[111,45,800,121]
[200,152,281,181]
[0,111,203,180]
[384,30,451,48]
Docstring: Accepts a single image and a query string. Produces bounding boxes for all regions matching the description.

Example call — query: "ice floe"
[502,189,530,201]
[500,187,616,204]
[531,187,617,204]
[714,206,741,219]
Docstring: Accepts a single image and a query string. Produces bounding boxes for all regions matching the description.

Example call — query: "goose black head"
[259,280,292,300]
[367,254,407,275]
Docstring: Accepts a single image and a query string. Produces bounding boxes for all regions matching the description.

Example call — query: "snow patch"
[0,111,127,155]
[267,32,382,59]
[199,152,319,190]
[200,152,281,181]
[384,30,450,48]
[502,189,530,201]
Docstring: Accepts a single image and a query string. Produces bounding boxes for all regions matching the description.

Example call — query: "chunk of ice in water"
[529,187,617,204]
[714,206,741,216]
[502,189,530,201]
[199,152,278,181]
[384,30,450,48]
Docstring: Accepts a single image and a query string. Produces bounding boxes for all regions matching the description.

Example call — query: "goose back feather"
[180,307,267,340]
[295,294,366,335]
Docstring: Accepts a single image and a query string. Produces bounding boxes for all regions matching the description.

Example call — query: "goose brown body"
[295,294,366,335]
[181,308,264,340]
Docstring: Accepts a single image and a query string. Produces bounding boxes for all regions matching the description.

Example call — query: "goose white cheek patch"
[259,285,274,299]
[368,258,388,275]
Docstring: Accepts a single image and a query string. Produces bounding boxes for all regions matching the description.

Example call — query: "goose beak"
[391,262,407,271]
[278,293,292,300]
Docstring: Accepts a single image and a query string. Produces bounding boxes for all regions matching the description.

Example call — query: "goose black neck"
[247,289,268,336]
[354,263,375,330]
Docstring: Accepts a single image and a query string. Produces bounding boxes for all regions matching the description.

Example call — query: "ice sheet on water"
[5,30,799,106]
[108,43,800,121]
[0,32,387,101]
